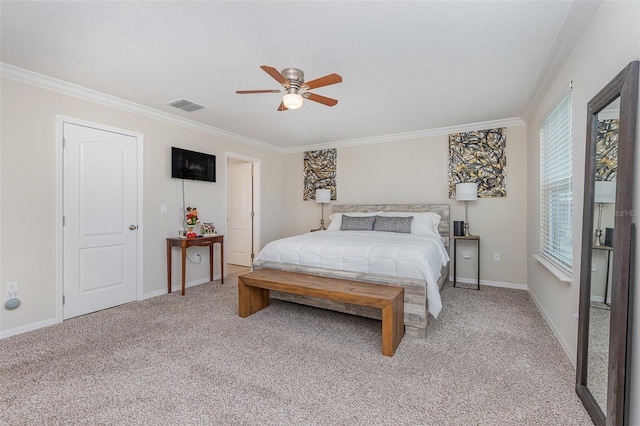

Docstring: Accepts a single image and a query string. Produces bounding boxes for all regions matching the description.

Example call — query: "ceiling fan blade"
[236,90,281,94]
[278,102,288,111]
[305,92,338,107]
[303,73,342,90]
[261,65,288,87]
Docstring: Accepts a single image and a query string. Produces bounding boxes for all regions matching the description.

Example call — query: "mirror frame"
[577,60,638,425]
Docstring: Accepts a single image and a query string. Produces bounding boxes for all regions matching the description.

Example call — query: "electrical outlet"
[160,204,167,215]
[6,281,18,298]
[493,252,501,261]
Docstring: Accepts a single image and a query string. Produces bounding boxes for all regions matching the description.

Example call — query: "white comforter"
[254,230,450,318]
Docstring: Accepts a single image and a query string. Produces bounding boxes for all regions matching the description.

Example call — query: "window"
[540,90,572,275]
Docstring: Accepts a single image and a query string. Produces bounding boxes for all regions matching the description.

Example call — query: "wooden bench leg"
[238,278,270,318]
[381,289,404,357]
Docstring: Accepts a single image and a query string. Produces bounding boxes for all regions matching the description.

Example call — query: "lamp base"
[594,228,603,246]
[311,219,326,232]
[311,202,328,232]
[464,221,473,236]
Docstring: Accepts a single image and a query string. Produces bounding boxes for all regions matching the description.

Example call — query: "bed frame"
[253,204,450,338]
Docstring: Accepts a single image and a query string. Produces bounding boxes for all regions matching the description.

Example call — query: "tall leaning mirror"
[576,60,638,425]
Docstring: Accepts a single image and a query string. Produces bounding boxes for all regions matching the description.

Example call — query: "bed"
[252,204,450,337]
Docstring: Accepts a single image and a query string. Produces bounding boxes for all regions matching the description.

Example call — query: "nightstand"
[453,235,480,290]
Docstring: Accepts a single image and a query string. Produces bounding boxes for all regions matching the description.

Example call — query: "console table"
[166,235,224,295]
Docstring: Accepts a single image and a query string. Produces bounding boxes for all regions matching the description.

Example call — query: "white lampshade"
[456,183,478,201]
[594,181,616,204]
[315,188,331,203]
[282,93,303,109]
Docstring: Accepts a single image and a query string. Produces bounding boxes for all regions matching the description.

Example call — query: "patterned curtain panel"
[595,119,618,182]
[448,127,507,198]
[303,148,337,200]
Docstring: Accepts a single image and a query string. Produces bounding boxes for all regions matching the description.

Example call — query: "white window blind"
[540,90,572,275]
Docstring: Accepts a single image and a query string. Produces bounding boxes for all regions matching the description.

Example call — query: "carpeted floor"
[0,275,593,425]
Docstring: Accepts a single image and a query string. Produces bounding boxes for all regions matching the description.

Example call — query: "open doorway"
[226,153,260,272]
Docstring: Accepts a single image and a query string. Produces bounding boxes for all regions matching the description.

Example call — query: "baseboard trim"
[0,317,59,339]
[142,274,223,300]
[527,288,576,368]
[453,277,528,291]
[453,278,574,366]
[1,275,223,338]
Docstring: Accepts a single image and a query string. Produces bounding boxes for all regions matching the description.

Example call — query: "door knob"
[129,225,138,230]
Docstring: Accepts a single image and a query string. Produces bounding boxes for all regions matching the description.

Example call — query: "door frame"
[224,152,261,265]
[55,115,144,323]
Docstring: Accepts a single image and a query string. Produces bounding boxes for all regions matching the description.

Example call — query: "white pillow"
[327,211,382,231]
[379,211,441,236]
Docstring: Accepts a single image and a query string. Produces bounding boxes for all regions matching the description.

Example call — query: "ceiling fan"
[236,65,342,111]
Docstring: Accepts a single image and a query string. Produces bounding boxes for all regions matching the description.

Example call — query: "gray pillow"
[373,215,413,233]
[340,215,376,231]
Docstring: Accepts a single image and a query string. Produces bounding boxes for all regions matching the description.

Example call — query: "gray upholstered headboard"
[331,204,450,248]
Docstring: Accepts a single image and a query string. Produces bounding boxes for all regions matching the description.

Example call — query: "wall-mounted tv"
[171,147,216,182]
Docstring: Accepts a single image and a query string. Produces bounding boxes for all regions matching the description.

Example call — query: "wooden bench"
[238,269,405,357]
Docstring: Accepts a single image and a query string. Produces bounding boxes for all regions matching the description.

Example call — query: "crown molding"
[2,62,526,155]
[281,117,526,154]
[0,63,282,153]
[522,0,601,122]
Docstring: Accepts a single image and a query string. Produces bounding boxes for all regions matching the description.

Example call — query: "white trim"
[0,317,58,339]
[2,63,526,154]
[533,254,573,284]
[136,134,145,301]
[55,115,145,323]
[142,276,221,300]
[453,277,528,291]
[527,288,576,368]
[2,63,278,153]
[539,82,573,126]
[281,117,526,154]
[224,152,262,266]
[522,0,601,122]
[55,118,64,323]
[1,275,220,338]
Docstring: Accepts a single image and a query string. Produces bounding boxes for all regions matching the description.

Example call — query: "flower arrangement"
[186,207,199,226]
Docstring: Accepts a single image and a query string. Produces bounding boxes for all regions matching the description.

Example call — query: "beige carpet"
[0,275,593,425]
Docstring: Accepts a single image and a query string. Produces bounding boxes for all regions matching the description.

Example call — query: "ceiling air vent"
[167,99,205,112]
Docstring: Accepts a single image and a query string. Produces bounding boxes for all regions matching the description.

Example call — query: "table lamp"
[315,188,332,231]
[456,182,478,236]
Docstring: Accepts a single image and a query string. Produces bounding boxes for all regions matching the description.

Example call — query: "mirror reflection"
[587,97,619,413]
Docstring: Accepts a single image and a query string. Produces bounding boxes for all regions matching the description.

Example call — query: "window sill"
[533,254,573,284]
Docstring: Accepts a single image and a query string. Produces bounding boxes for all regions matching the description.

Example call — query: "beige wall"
[0,77,284,334]
[525,1,640,423]
[2,3,639,421]
[282,124,529,287]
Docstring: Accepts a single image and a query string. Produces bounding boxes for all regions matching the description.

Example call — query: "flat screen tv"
[171,147,216,182]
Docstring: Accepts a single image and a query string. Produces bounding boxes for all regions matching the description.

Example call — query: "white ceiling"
[1,1,597,152]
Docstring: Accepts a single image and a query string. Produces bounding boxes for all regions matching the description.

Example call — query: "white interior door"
[63,122,138,319]
[227,161,253,266]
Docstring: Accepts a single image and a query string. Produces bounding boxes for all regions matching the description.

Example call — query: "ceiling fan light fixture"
[282,92,303,109]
